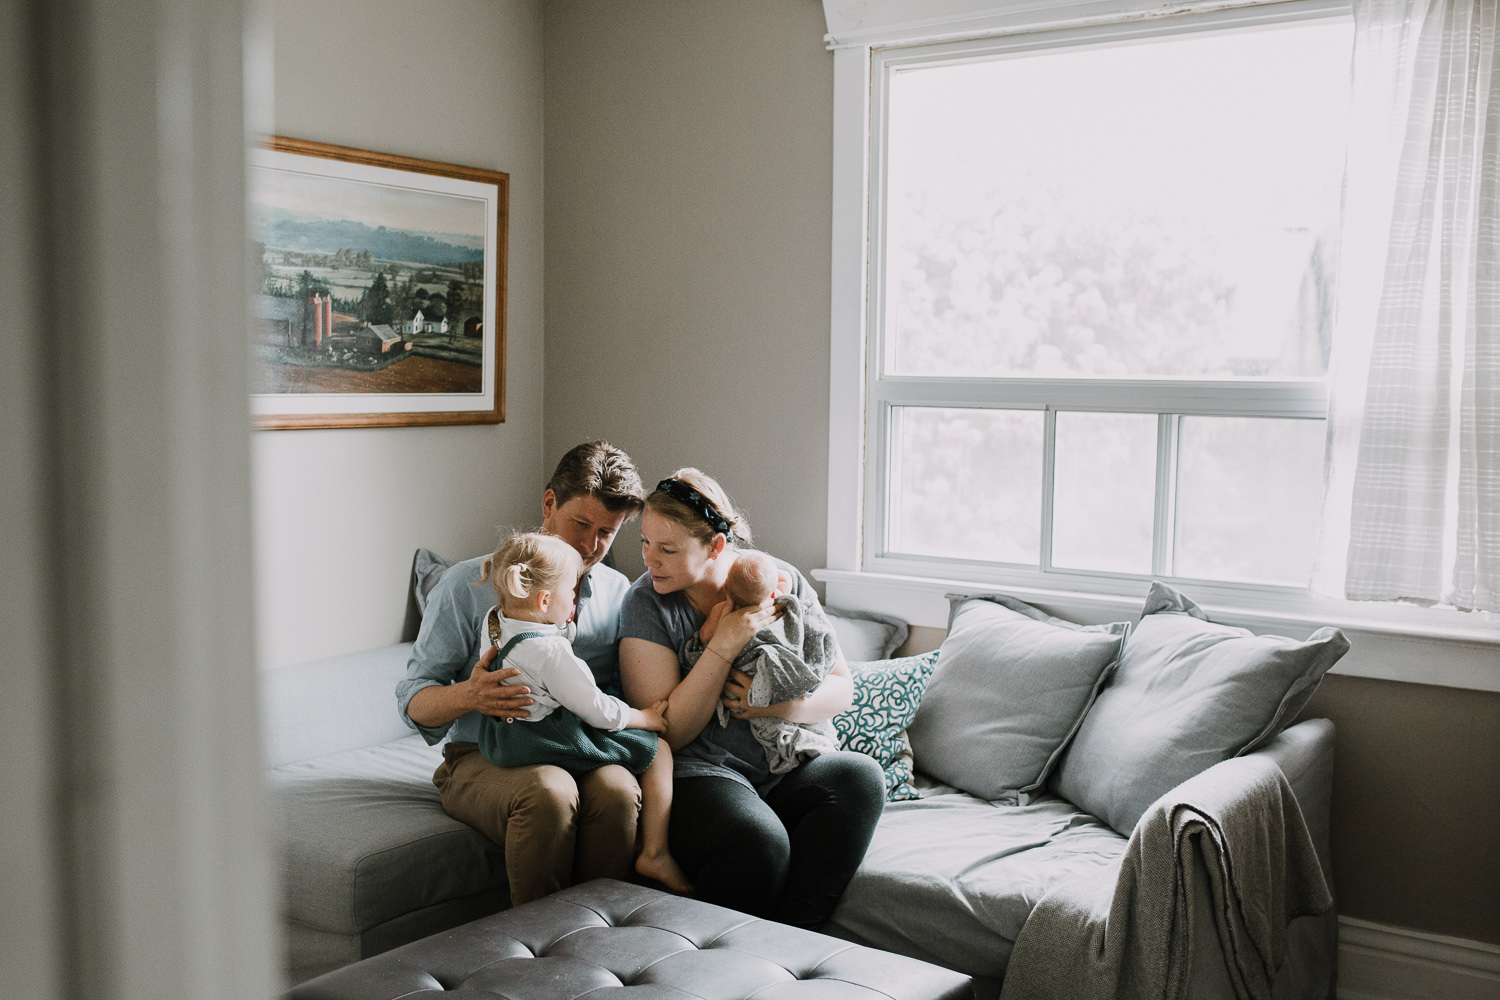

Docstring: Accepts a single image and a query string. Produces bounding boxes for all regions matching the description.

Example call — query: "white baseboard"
[1338,917,1500,1000]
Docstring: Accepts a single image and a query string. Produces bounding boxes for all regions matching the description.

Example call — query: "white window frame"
[818,0,1500,691]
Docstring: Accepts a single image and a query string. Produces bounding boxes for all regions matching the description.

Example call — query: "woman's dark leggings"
[667,750,885,929]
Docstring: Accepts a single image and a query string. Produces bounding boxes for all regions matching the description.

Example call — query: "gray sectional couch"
[262,578,1342,998]
[262,642,509,986]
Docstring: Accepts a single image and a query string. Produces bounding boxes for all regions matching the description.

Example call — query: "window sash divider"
[867,400,895,568]
[870,377,1328,417]
[1154,414,1180,577]
[1041,407,1058,573]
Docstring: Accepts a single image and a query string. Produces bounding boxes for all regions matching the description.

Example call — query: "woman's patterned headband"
[654,478,731,537]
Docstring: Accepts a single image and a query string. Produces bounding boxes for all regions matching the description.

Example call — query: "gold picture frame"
[248,137,507,429]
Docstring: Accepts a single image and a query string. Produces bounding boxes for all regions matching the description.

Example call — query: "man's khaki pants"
[434,742,642,905]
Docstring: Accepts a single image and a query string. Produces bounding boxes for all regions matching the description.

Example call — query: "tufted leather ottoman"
[284,878,973,1000]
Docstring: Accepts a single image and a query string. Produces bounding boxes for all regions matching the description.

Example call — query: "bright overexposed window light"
[883,19,1353,379]
[875,16,1352,591]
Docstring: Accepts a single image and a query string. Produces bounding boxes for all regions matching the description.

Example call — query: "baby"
[691,550,841,774]
[698,549,782,644]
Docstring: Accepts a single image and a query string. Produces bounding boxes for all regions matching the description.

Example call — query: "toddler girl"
[478,531,690,894]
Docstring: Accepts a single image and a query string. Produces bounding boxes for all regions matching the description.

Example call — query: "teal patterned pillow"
[833,650,941,801]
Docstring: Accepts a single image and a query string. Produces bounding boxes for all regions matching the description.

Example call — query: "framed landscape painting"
[247,137,507,429]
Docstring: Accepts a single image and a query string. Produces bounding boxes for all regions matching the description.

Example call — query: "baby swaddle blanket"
[694,594,841,774]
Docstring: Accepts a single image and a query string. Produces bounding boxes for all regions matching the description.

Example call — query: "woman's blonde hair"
[645,468,752,547]
[480,531,579,612]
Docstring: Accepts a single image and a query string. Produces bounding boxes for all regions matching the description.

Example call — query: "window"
[861,9,1354,597]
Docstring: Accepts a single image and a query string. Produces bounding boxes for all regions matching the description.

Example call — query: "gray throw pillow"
[825,607,910,662]
[906,594,1128,803]
[412,548,452,616]
[1051,581,1349,837]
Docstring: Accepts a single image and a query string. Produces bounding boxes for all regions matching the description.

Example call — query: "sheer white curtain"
[1315,0,1500,612]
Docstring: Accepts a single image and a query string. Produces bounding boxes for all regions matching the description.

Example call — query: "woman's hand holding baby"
[713,602,779,650]
[721,667,807,721]
[698,599,731,644]
[721,667,768,719]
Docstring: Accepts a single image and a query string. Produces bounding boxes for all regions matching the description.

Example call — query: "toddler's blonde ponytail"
[503,562,531,600]
[481,530,579,616]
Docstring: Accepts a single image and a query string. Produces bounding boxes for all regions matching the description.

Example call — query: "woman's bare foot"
[636,849,693,895]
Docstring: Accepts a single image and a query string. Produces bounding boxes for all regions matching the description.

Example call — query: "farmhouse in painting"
[355,324,406,354]
[401,309,448,336]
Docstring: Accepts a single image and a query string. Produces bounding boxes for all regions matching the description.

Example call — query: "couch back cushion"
[824,607,910,662]
[907,595,1128,803]
[1051,581,1348,836]
[261,642,417,767]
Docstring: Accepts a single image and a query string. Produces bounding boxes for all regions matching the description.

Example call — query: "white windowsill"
[813,567,1500,693]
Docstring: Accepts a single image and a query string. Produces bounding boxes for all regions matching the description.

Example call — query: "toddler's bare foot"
[636,849,693,895]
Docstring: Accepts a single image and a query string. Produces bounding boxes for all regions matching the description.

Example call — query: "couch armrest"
[260,642,417,768]
[1180,718,1338,1000]
[1248,718,1336,880]
[1254,718,1338,1000]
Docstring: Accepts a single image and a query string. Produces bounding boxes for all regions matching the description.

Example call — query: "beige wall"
[540,0,1499,948]
[542,0,834,584]
[1298,676,1500,945]
[255,0,547,669]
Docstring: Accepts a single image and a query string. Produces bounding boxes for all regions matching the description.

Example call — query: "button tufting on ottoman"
[283,878,974,1000]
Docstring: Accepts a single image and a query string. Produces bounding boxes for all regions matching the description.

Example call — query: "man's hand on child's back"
[465,644,534,720]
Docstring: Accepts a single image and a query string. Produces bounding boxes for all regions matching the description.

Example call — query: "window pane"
[1174,416,1326,585]
[1052,412,1156,574]
[884,19,1351,378]
[889,407,1042,563]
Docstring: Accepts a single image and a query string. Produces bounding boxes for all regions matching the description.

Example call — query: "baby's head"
[725,550,778,610]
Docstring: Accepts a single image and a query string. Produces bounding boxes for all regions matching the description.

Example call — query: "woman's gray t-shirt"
[619,557,814,792]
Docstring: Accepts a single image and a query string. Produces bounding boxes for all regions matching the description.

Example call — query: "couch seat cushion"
[271,735,506,935]
[827,781,1126,978]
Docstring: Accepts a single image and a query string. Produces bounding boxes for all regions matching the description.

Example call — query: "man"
[397,441,647,905]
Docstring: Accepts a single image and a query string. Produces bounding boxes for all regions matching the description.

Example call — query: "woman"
[618,469,884,927]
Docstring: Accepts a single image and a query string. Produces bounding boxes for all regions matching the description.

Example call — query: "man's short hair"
[546,440,646,514]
